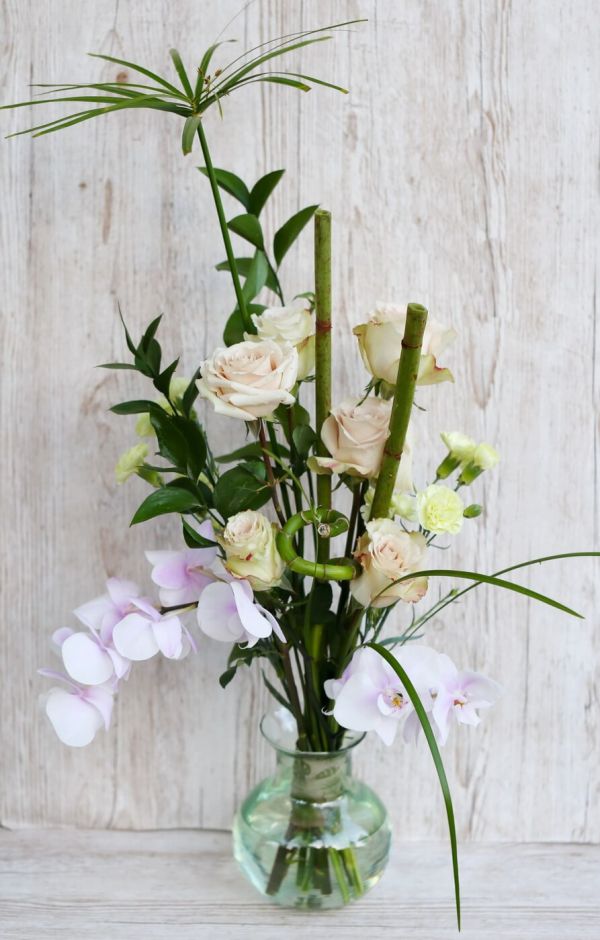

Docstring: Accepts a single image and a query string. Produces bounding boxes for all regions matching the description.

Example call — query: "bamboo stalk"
[369,303,428,521]
[314,209,332,561]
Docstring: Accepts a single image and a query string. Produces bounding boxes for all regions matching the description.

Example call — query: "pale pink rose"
[197,339,298,421]
[353,303,456,386]
[350,518,428,608]
[312,396,412,484]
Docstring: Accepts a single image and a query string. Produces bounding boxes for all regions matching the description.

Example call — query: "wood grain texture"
[1,830,599,939]
[0,0,599,838]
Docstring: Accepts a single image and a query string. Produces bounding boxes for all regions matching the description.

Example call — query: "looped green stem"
[276,508,356,581]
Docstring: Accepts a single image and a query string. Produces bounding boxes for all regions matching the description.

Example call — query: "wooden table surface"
[0,829,598,939]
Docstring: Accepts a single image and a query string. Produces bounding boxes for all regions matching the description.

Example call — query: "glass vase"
[232,713,392,909]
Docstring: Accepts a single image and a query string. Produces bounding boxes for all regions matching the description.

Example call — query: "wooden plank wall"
[0,0,598,840]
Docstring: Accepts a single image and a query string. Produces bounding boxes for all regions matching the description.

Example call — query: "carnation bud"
[463,503,483,518]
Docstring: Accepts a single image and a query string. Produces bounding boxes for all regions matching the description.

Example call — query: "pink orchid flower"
[146,521,218,606]
[74,577,143,646]
[112,598,189,661]
[196,579,285,648]
[429,653,503,745]
[38,669,114,748]
[53,626,130,687]
[329,645,441,745]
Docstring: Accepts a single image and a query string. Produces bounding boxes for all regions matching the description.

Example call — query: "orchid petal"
[106,577,141,607]
[61,633,114,686]
[112,612,159,661]
[83,685,114,731]
[230,581,272,640]
[152,615,183,660]
[197,582,242,642]
[52,627,74,648]
[73,594,114,631]
[45,688,104,747]
[333,672,382,732]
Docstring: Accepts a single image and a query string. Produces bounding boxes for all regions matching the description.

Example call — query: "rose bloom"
[350,518,428,608]
[197,339,298,421]
[247,303,315,380]
[353,302,456,386]
[218,509,284,589]
[416,484,464,535]
[311,396,412,485]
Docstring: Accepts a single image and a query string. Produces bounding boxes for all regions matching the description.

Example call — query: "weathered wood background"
[1,0,598,840]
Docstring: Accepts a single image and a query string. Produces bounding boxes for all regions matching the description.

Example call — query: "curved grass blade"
[403,551,600,637]
[30,82,186,100]
[373,568,585,618]
[88,52,182,97]
[214,19,367,84]
[366,641,460,931]
[169,48,194,98]
[214,37,333,96]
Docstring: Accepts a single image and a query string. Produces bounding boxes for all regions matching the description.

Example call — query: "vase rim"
[260,710,365,758]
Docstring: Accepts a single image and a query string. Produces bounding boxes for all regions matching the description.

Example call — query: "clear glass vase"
[232,713,392,909]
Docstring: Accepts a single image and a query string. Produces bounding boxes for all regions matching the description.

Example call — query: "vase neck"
[276,750,352,803]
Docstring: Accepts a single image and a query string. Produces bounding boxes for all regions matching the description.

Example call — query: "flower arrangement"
[4,18,597,923]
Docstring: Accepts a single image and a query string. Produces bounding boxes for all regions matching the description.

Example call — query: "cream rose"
[247,303,315,380]
[350,519,428,608]
[416,484,464,535]
[311,396,412,484]
[197,339,298,421]
[219,510,284,589]
[353,302,456,386]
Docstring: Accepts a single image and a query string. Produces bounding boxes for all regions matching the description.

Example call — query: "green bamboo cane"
[314,209,332,562]
[369,303,428,521]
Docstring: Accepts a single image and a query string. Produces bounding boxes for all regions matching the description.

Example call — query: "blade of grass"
[169,48,194,98]
[372,568,585,618]
[88,52,183,97]
[366,641,460,931]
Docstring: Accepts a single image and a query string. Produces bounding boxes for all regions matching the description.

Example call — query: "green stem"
[196,121,253,332]
[276,508,355,581]
[369,303,428,520]
[258,420,286,526]
[314,209,332,560]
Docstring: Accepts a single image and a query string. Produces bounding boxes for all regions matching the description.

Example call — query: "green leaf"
[110,399,159,415]
[242,252,269,302]
[216,257,279,293]
[195,40,237,99]
[198,167,250,210]
[140,314,162,351]
[181,112,203,154]
[273,204,318,267]
[367,642,460,931]
[223,308,245,346]
[249,169,285,216]
[219,666,239,689]
[150,411,189,468]
[378,568,585,618]
[250,76,311,93]
[292,425,316,458]
[117,303,137,355]
[227,213,264,251]
[182,518,218,549]
[171,415,208,479]
[213,463,270,517]
[88,53,184,97]
[98,362,139,371]
[216,442,264,463]
[262,671,292,711]
[130,485,200,525]
[154,357,180,398]
[181,368,201,417]
[169,48,194,98]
